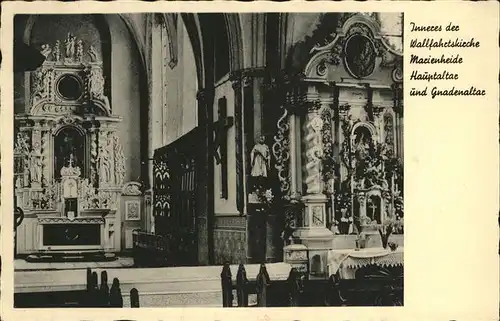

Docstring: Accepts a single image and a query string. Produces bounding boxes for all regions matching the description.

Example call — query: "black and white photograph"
[12,12,404,308]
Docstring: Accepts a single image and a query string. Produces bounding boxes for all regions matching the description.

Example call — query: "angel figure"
[40,44,52,58]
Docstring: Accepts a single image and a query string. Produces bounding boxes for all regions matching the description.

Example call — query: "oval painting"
[57,74,83,101]
[343,34,376,79]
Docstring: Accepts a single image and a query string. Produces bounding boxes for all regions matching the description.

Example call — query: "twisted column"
[303,107,324,195]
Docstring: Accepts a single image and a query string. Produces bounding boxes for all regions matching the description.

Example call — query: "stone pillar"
[295,95,334,279]
[195,87,214,265]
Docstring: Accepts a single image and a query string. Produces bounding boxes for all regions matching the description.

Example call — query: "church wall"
[162,18,198,146]
[286,13,322,49]
[107,15,142,184]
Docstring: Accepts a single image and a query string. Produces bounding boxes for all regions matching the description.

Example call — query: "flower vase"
[379,230,391,249]
[359,237,367,249]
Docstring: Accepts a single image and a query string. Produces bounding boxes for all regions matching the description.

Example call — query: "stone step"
[15,263,291,307]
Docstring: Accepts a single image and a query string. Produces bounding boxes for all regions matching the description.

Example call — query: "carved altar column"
[30,121,43,189]
[393,83,404,159]
[40,121,52,187]
[89,125,99,186]
[296,94,334,279]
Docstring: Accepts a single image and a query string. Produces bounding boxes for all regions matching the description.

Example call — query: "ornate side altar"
[14,34,126,255]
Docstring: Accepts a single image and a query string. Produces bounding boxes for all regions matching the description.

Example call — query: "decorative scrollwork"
[30,68,53,109]
[86,67,105,100]
[321,108,335,192]
[122,181,142,196]
[384,113,394,147]
[113,134,126,186]
[392,63,403,83]
[316,59,328,77]
[272,106,291,195]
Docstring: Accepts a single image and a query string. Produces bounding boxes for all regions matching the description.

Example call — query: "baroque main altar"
[14,34,127,256]
[270,13,404,277]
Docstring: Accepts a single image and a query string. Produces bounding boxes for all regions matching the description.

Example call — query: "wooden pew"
[132,229,168,267]
[221,262,303,307]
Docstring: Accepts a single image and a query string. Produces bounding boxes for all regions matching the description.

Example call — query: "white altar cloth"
[327,247,404,279]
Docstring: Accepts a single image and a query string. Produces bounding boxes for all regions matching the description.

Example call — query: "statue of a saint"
[29,150,43,184]
[65,33,76,59]
[355,132,370,160]
[53,40,61,61]
[98,148,111,185]
[250,136,270,178]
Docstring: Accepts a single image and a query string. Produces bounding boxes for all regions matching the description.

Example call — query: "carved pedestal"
[283,243,308,274]
[295,194,334,279]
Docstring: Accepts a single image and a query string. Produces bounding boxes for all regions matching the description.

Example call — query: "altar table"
[327,247,404,280]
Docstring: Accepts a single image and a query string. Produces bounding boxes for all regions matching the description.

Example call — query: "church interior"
[13,12,404,306]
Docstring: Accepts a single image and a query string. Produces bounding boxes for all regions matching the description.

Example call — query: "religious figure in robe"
[250,136,270,178]
[29,149,43,183]
[65,33,76,59]
[354,131,370,160]
[98,147,111,185]
[53,40,61,61]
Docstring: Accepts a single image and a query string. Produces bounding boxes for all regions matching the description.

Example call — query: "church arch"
[158,13,179,69]
[224,14,243,72]
[181,13,205,87]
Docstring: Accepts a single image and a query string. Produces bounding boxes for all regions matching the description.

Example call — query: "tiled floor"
[14,256,134,271]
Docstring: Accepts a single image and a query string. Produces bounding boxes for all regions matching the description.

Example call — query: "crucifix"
[367,197,380,223]
[67,153,75,167]
[213,97,234,199]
